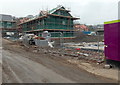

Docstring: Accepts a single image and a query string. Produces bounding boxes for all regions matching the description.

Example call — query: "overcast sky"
[0,0,119,25]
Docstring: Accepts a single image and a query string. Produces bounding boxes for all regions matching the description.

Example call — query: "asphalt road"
[2,39,117,83]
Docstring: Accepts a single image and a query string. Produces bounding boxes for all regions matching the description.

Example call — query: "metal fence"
[46,31,105,63]
[48,31,76,47]
[6,30,105,64]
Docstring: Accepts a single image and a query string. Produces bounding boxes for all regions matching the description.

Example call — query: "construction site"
[1,3,120,84]
[17,5,79,40]
[0,14,17,37]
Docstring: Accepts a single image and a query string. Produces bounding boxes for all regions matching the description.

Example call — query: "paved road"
[2,39,117,83]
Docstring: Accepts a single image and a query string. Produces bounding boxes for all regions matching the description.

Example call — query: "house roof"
[40,11,48,16]
[18,5,80,25]
[40,5,70,16]
[104,20,120,24]
[18,16,47,25]
[18,14,79,25]
[0,14,14,22]
[48,14,79,20]
[74,24,89,31]
[48,5,63,14]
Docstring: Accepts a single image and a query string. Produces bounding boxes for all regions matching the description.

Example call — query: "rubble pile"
[29,45,105,63]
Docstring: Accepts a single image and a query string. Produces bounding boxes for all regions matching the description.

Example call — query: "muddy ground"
[2,39,117,83]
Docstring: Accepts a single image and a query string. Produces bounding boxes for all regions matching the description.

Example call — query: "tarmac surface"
[2,39,117,83]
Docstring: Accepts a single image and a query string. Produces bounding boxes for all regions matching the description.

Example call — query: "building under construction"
[0,14,17,37]
[18,5,80,39]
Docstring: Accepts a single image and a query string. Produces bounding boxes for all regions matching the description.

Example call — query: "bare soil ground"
[2,39,118,83]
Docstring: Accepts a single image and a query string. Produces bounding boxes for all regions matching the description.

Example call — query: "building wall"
[45,16,73,30]
[104,20,120,61]
[19,6,79,38]
[21,16,74,32]
[0,21,16,29]
[0,14,17,37]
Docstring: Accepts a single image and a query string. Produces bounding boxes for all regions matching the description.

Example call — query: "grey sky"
[1,0,119,25]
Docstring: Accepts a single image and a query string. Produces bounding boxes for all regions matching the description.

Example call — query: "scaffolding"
[18,6,80,38]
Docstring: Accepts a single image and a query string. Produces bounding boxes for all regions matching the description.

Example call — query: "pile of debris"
[18,31,105,64]
[21,31,54,48]
[30,45,105,64]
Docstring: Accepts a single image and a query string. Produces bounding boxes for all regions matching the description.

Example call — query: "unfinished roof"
[39,5,70,16]
[48,5,69,14]
[48,14,79,20]
[18,5,80,25]
[39,11,48,16]
[0,14,14,22]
